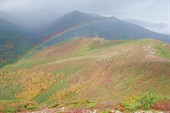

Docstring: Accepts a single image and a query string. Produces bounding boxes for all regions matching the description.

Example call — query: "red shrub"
[151,100,170,111]
[115,104,126,112]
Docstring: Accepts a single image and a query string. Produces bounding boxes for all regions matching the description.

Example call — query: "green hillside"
[0,38,170,112]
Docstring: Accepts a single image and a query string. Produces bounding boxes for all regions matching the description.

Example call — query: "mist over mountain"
[125,19,167,28]
[124,19,169,35]
[1,0,169,31]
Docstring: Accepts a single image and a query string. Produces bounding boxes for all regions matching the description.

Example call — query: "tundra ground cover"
[0,38,170,112]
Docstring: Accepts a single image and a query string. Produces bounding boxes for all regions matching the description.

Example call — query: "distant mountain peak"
[50,10,97,32]
[60,10,93,19]
[69,10,84,14]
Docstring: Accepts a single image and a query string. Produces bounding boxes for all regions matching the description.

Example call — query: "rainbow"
[23,22,89,59]
[37,23,88,49]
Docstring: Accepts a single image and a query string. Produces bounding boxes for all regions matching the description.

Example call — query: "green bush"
[22,102,38,110]
[4,107,16,113]
[123,91,169,111]
[88,102,96,108]
[101,109,112,113]
[138,91,159,109]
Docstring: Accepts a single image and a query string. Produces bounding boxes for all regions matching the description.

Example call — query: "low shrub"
[123,91,169,111]
[123,95,140,111]
[88,102,96,108]
[151,100,170,111]
[4,107,16,113]
[115,104,126,112]
[19,101,38,110]
[101,109,112,113]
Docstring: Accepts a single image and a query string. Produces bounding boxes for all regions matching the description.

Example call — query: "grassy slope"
[0,38,170,111]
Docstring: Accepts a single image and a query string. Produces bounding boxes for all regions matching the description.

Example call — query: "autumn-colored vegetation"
[123,91,170,111]
[0,69,56,101]
[151,100,170,111]
[0,38,170,112]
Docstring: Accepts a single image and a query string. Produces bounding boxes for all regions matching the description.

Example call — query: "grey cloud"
[0,0,169,33]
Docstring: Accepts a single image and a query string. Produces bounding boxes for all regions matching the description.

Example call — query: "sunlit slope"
[0,38,170,107]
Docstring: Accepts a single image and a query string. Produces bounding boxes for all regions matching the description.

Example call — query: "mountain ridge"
[35,11,170,49]
[1,10,170,68]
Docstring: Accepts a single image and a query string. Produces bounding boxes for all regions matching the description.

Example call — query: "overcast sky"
[0,0,170,33]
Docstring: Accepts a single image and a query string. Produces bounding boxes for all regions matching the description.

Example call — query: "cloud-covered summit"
[0,0,169,34]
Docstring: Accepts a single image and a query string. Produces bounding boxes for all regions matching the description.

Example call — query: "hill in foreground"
[0,37,170,112]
